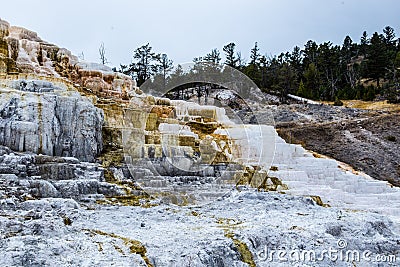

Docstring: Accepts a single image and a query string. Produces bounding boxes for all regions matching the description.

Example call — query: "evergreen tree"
[244,42,262,87]
[302,40,318,67]
[386,51,400,103]
[367,32,387,87]
[250,42,260,65]
[204,48,221,64]
[383,26,396,46]
[156,53,174,91]
[297,80,307,97]
[119,64,130,75]
[290,46,303,78]
[395,51,400,68]
[303,63,320,99]
[317,42,341,100]
[223,42,238,68]
[341,36,354,62]
[130,43,158,86]
[259,55,269,88]
[341,36,360,89]
[273,62,297,102]
[360,31,369,57]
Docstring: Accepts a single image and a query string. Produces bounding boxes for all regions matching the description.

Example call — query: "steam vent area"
[0,18,399,266]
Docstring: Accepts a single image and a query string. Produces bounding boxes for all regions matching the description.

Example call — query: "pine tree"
[250,42,260,65]
[204,49,221,64]
[223,42,238,68]
[302,40,318,67]
[367,32,387,87]
[290,46,303,78]
[383,26,396,46]
[297,80,307,97]
[274,62,297,102]
[360,31,369,57]
[156,53,173,91]
[242,42,262,87]
[303,63,320,99]
[130,43,158,86]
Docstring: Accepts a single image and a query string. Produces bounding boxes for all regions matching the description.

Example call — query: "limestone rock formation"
[0,145,125,201]
[0,18,136,99]
[0,78,103,162]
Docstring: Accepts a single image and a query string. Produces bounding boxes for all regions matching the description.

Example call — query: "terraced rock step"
[272,133,400,220]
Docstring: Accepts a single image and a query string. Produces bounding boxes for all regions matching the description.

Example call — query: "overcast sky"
[1,0,400,68]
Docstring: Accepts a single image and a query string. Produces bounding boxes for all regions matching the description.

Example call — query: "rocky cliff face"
[0,77,103,162]
[0,18,146,217]
[0,18,136,99]
[0,17,142,163]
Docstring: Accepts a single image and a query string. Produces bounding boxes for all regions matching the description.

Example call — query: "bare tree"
[78,51,85,61]
[99,42,109,65]
[236,51,246,69]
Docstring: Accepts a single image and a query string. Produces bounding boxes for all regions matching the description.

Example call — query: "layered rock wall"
[0,79,103,162]
[0,18,136,99]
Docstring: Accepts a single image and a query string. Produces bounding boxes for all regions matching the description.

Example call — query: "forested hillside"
[118,26,400,103]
